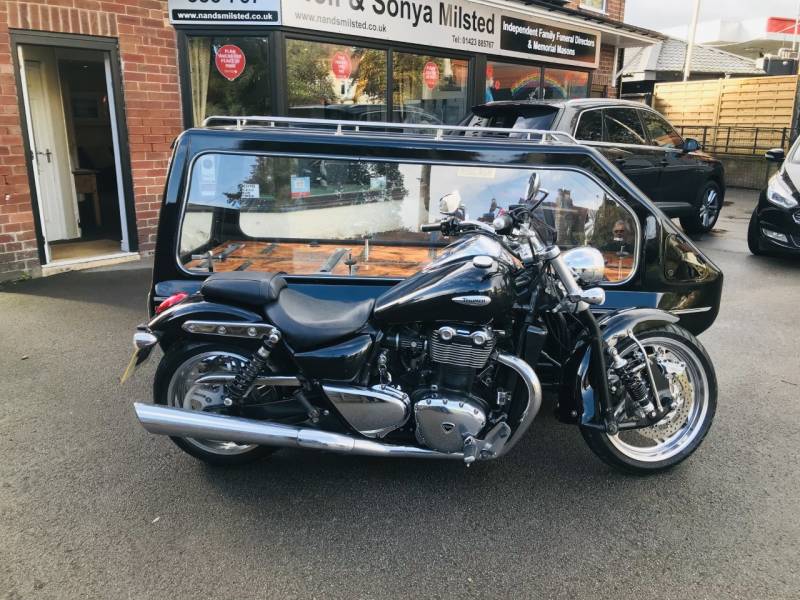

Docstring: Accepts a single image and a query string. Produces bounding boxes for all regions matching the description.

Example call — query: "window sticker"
[241,183,260,199]
[290,176,311,199]
[198,155,217,199]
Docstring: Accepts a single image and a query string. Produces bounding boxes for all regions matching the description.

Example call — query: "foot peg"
[462,422,512,465]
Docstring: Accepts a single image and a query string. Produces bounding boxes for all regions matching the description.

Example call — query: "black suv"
[462,99,725,234]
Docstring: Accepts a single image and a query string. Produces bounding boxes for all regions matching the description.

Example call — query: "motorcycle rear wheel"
[153,342,279,466]
[580,325,717,475]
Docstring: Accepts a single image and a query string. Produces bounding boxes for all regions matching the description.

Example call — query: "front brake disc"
[638,355,694,441]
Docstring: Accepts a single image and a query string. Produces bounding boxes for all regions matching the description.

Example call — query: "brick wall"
[0,0,181,280]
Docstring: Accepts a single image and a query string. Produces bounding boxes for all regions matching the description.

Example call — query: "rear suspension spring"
[224,330,281,406]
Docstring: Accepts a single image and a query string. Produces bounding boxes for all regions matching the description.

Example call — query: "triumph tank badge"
[452,296,491,306]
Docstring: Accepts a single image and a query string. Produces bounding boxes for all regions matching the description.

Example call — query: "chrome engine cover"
[323,384,410,439]
[414,395,487,453]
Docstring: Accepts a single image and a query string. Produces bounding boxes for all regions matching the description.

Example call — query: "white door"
[19,47,80,244]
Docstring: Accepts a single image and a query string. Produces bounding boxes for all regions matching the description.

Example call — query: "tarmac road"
[1,188,798,599]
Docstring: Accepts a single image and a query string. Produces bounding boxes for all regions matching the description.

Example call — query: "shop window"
[581,0,607,13]
[187,37,271,126]
[604,108,647,146]
[179,154,637,283]
[286,40,387,121]
[393,53,469,125]
[639,110,683,148]
[542,68,589,100]
[485,61,542,102]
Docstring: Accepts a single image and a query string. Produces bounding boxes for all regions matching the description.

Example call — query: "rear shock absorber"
[223,329,281,407]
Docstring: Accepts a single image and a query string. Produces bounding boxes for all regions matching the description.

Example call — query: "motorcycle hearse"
[124,116,723,474]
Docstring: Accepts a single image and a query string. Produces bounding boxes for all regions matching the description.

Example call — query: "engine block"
[430,326,496,369]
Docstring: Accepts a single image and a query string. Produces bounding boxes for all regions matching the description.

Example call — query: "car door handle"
[660,159,669,166]
[613,157,626,167]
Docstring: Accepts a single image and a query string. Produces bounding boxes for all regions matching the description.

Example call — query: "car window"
[575,109,603,142]
[603,108,647,146]
[639,110,683,148]
[180,154,638,283]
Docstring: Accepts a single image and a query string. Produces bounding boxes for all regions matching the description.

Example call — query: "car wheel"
[680,181,722,234]
[747,207,763,255]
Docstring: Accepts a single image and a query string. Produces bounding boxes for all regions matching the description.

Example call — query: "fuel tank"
[373,234,518,325]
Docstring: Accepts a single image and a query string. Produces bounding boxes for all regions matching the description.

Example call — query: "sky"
[625,0,800,33]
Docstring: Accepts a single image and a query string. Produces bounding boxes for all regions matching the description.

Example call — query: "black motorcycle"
[126,178,716,474]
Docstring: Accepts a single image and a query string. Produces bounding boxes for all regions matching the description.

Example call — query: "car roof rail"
[200,115,577,145]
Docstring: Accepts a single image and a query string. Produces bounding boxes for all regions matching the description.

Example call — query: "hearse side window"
[180,154,638,283]
[603,107,647,146]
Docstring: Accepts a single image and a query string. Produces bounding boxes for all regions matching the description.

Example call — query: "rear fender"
[147,295,264,351]
[556,308,680,426]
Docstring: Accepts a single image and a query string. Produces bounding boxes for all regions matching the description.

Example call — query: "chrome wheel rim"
[608,336,709,463]
[166,351,258,456]
[699,188,719,229]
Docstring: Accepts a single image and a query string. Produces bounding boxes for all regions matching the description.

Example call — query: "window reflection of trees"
[220,157,408,213]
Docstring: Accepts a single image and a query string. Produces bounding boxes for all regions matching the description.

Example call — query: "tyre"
[581,325,717,475]
[153,342,279,466]
[680,180,722,234]
[747,207,763,255]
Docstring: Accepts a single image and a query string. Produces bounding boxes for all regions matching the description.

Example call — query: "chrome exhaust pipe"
[134,352,541,462]
[493,352,542,457]
[133,403,462,460]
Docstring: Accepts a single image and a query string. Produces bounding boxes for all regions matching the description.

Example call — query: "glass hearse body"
[150,117,722,382]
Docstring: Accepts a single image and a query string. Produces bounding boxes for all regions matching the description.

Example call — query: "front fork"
[577,311,673,434]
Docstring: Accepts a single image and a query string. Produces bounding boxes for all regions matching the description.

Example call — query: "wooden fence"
[653,75,799,154]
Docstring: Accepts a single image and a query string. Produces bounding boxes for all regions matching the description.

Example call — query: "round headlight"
[562,247,605,285]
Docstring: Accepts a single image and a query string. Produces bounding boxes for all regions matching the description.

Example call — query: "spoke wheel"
[680,181,722,234]
[698,188,720,230]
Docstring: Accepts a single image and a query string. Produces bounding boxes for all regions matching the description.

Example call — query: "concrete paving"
[1,188,798,599]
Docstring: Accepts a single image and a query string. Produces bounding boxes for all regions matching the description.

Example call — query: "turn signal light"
[155,292,189,314]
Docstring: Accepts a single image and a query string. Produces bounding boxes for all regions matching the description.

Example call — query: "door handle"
[37,149,52,163]
[613,157,626,167]
[660,159,669,166]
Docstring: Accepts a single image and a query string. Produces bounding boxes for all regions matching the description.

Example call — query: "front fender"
[146,295,263,351]
[556,308,679,426]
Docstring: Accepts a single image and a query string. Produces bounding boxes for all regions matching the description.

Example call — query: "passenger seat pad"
[201,271,287,306]
[265,288,374,351]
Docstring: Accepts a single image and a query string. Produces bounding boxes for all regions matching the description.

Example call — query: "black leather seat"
[201,271,287,306]
[265,288,374,351]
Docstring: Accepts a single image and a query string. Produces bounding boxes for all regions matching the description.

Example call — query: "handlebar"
[420,223,442,233]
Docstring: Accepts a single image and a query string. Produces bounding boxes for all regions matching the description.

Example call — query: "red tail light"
[155,292,189,314]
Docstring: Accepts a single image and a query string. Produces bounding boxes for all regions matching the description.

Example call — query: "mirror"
[438,191,464,217]
[765,148,786,163]
[683,138,701,153]
[562,246,605,285]
[524,173,541,204]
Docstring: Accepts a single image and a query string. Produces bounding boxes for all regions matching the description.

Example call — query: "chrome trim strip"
[669,307,712,315]
[133,403,462,460]
[182,320,278,339]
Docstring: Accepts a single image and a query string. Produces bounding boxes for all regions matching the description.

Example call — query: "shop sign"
[422,61,439,89]
[282,0,600,68]
[168,0,281,26]
[331,51,353,79]
[215,45,246,81]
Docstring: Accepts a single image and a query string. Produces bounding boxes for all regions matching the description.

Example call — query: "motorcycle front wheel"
[581,325,717,475]
[153,342,279,466]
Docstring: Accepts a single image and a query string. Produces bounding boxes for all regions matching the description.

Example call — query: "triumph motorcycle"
[126,178,716,474]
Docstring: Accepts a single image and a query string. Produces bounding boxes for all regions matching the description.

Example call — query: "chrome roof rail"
[200,115,577,145]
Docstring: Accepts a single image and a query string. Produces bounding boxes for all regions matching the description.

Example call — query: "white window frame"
[580,0,607,14]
